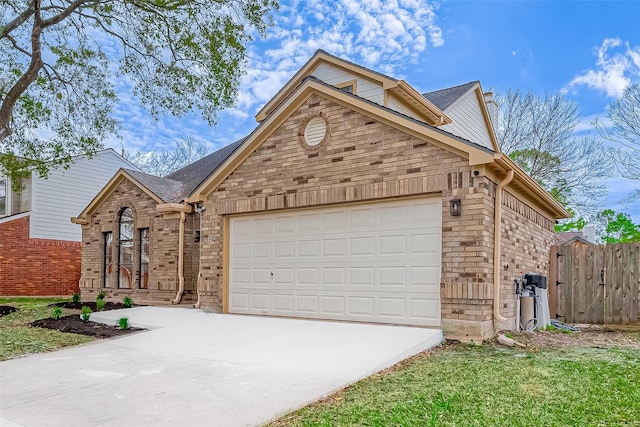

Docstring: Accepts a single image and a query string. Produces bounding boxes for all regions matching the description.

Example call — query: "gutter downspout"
[171,210,186,305]
[194,209,203,309]
[493,169,514,328]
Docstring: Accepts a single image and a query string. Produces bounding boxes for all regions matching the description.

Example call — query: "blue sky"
[105,0,640,221]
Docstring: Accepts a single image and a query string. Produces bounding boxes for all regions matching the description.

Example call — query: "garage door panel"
[322,267,346,285]
[298,268,319,285]
[410,234,440,253]
[296,295,319,313]
[380,205,406,225]
[350,267,375,285]
[321,296,345,314]
[348,297,375,316]
[273,294,294,311]
[350,237,375,255]
[252,269,271,284]
[379,235,407,254]
[378,298,406,317]
[275,216,295,232]
[324,211,347,229]
[252,242,271,258]
[230,292,250,310]
[409,299,440,320]
[350,208,375,227]
[298,240,319,257]
[274,268,294,285]
[229,197,442,326]
[379,266,406,286]
[251,294,270,310]
[275,241,295,258]
[299,213,322,230]
[323,238,346,256]
[253,217,274,233]
[233,243,251,259]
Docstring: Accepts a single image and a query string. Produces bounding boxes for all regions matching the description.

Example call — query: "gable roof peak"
[423,81,479,111]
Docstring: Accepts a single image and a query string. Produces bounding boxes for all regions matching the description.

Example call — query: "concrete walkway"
[0,307,442,427]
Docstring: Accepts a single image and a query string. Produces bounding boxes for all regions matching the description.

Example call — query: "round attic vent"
[303,116,327,147]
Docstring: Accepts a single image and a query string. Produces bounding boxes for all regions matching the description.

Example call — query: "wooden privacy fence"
[549,242,640,325]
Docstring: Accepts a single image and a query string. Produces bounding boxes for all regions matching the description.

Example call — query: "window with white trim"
[118,207,134,289]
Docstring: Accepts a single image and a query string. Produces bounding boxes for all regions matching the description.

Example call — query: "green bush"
[123,296,133,308]
[72,293,80,303]
[118,317,130,329]
[96,298,106,311]
[52,307,63,320]
[97,291,106,300]
[81,306,92,322]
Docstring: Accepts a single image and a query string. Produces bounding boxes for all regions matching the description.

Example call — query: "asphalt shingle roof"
[423,81,478,111]
[165,137,245,200]
[125,169,185,203]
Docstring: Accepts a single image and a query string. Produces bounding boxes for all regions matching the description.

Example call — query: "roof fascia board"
[493,153,570,218]
[395,80,452,125]
[191,79,495,202]
[255,51,398,122]
[473,86,501,153]
[73,169,164,221]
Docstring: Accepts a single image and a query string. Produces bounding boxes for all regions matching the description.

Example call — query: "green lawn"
[270,340,640,427]
[0,298,94,360]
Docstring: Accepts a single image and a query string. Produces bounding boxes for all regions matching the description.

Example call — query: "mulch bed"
[0,305,18,317]
[31,315,143,338]
[49,301,137,311]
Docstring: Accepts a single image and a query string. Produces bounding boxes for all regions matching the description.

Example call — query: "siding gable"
[439,92,494,150]
[311,63,384,105]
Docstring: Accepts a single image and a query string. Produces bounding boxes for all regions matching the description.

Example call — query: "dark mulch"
[49,301,138,311]
[0,305,19,317]
[31,315,143,338]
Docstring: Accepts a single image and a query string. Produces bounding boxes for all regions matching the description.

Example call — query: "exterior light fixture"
[450,198,461,216]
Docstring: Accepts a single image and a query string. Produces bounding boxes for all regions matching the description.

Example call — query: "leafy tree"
[125,136,210,177]
[596,83,640,201]
[554,209,587,233]
[497,89,612,215]
[596,209,640,244]
[0,0,278,187]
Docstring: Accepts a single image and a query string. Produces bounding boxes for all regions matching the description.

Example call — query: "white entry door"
[228,197,442,326]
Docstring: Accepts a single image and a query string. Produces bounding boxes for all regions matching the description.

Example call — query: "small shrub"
[72,293,81,303]
[52,307,63,320]
[505,332,514,339]
[97,291,106,300]
[96,298,106,311]
[81,306,92,321]
[118,317,130,329]
[123,296,133,308]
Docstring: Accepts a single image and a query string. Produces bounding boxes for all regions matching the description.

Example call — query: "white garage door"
[228,197,442,326]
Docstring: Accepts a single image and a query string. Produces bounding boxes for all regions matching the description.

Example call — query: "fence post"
[549,245,559,319]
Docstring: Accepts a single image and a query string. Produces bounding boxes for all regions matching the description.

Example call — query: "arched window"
[118,207,134,289]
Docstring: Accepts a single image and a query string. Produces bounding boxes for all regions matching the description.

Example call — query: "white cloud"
[104,0,445,152]
[566,38,640,98]
[235,0,445,113]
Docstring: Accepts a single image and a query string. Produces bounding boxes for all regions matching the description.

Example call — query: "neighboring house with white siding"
[0,149,137,296]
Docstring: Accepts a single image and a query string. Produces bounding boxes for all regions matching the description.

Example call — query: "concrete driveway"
[0,307,442,427]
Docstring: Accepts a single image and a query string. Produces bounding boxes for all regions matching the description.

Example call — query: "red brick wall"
[0,215,81,296]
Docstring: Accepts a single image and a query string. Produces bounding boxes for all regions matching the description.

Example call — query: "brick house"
[73,51,569,340]
[0,149,136,296]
